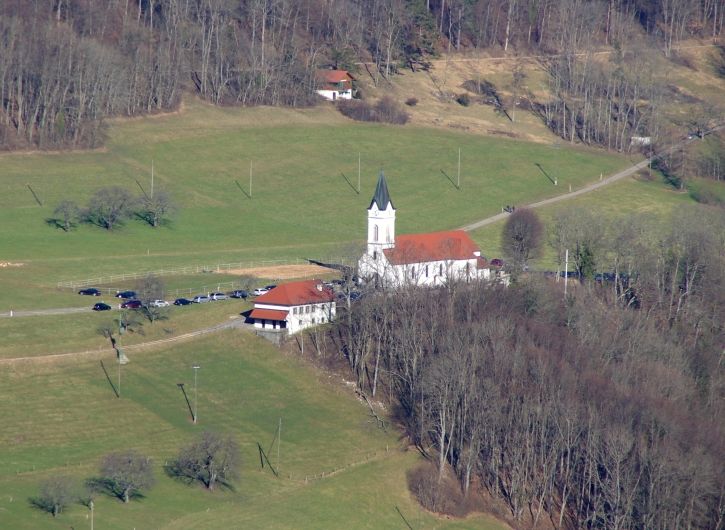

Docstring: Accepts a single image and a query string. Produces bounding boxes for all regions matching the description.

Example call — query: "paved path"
[0,306,92,318]
[460,124,724,232]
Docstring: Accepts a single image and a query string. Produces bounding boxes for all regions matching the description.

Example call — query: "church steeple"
[366,171,395,256]
[369,171,394,211]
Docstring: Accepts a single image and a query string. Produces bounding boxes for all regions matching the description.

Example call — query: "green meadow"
[0,97,631,310]
[0,331,506,529]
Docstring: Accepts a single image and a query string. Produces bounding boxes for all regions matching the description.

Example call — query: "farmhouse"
[358,172,504,288]
[249,280,336,334]
[315,69,355,101]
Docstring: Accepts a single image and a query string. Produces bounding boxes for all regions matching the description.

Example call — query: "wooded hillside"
[1,0,722,149]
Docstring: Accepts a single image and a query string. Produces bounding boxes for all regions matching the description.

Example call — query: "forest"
[334,208,725,529]
[0,0,723,149]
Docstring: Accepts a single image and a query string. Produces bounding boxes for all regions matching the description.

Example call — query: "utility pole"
[151,159,154,199]
[192,364,200,424]
[90,499,94,530]
[564,249,569,298]
[277,417,281,470]
[249,161,253,198]
[457,147,461,189]
[358,152,361,193]
[118,353,122,398]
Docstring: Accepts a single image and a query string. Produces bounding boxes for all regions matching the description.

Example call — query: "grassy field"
[470,173,698,267]
[0,97,631,311]
[0,330,507,529]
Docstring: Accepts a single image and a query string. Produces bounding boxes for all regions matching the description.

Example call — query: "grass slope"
[0,97,629,310]
[0,331,507,529]
[470,173,697,267]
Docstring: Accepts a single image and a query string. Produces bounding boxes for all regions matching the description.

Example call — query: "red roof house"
[315,69,355,101]
[250,280,335,334]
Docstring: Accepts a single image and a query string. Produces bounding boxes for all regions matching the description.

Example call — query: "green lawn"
[0,97,630,310]
[0,331,508,529]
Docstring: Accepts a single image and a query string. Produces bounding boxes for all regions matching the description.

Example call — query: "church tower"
[367,171,396,256]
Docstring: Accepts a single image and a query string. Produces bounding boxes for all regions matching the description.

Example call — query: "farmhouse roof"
[383,230,480,265]
[255,280,334,306]
[316,69,355,83]
[249,308,289,321]
[369,171,394,210]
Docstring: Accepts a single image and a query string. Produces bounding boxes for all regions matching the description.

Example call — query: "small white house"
[358,172,508,288]
[316,69,355,101]
[249,280,336,334]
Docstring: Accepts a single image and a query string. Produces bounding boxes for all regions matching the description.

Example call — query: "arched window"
[374,225,379,242]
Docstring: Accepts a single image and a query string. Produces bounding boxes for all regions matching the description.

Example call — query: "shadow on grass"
[440,169,459,189]
[100,360,120,398]
[340,172,360,194]
[85,478,148,503]
[534,162,556,185]
[163,462,237,493]
[235,180,251,199]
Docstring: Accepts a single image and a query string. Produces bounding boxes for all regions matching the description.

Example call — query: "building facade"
[249,280,336,334]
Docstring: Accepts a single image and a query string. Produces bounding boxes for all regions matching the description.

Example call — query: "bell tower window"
[374,225,379,242]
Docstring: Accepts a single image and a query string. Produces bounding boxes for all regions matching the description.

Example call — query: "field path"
[0,318,248,365]
[460,124,724,232]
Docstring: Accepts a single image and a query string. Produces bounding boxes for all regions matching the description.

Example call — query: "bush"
[31,476,76,517]
[456,93,471,106]
[407,462,472,517]
[405,97,418,106]
[338,97,409,125]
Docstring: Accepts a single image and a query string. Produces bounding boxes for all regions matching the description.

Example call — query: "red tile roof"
[383,230,481,265]
[249,308,289,321]
[255,280,334,306]
[316,69,355,83]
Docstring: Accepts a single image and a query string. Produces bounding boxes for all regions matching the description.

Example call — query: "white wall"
[316,89,353,101]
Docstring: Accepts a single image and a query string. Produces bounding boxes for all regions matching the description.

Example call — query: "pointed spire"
[369,170,394,210]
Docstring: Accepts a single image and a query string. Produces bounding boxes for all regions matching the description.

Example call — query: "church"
[357,172,500,288]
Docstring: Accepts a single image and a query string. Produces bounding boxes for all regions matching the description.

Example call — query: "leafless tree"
[85,187,136,230]
[99,450,154,503]
[168,431,240,491]
[31,476,76,517]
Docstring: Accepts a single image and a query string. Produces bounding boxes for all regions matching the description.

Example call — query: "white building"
[315,69,355,101]
[358,172,504,288]
[249,280,336,334]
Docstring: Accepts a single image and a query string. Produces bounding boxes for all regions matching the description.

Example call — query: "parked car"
[253,287,270,296]
[115,290,136,299]
[149,299,170,307]
[93,302,111,311]
[210,292,227,301]
[229,290,248,299]
[174,298,192,306]
[121,299,142,309]
[264,284,277,290]
[79,288,101,296]
[192,295,210,303]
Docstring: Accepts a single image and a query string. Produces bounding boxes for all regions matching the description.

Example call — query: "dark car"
[121,299,142,309]
[174,298,192,306]
[93,302,111,311]
[79,288,102,296]
[229,290,248,299]
[115,290,136,299]
[264,284,277,290]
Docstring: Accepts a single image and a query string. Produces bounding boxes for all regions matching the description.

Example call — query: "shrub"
[338,97,409,125]
[456,93,471,106]
[407,462,471,517]
[405,97,418,106]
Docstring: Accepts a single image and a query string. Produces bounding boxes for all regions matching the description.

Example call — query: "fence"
[56,256,358,290]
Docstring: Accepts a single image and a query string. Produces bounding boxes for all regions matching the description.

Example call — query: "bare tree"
[501,208,543,275]
[31,476,76,517]
[168,431,240,491]
[135,274,168,323]
[51,200,80,231]
[140,189,175,228]
[99,450,154,503]
[85,187,136,230]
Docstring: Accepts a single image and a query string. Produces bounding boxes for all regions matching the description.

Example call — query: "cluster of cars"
[81,284,278,311]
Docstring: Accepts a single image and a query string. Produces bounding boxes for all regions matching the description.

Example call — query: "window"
[386,227,391,242]
[293,307,297,314]
[312,318,316,324]
[305,305,310,314]
[374,224,379,242]
[373,250,378,260]
[439,264,443,276]
[465,263,470,275]
[411,267,415,279]
[425,265,429,277]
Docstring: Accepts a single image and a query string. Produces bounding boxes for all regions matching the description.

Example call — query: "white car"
[149,299,170,307]
[253,287,270,296]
